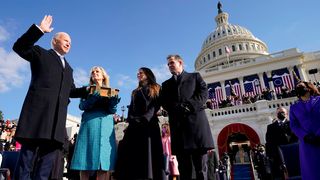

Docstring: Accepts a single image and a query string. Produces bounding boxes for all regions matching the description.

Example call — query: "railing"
[206,97,297,118]
[203,48,300,74]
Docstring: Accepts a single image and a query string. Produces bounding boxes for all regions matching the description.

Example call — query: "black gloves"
[303,134,320,145]
[79,91,100,110]
[106,96,121,114]
[108,96,121,107]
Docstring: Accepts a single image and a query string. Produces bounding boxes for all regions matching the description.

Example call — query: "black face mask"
[296,86,309,97]
[277,112,286,120]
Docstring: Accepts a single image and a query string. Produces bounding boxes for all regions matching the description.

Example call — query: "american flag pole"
[227,53,230,65]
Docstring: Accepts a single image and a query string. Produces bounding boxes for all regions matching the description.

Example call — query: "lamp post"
[121,105,125,122]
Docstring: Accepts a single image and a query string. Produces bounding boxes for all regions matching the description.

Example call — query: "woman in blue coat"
[71,66,120,180]
[290,81,320,180]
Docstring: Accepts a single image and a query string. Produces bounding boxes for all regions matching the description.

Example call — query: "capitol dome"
[195,3,269,71]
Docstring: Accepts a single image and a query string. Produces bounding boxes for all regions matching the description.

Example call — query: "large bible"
[89,85,119,97]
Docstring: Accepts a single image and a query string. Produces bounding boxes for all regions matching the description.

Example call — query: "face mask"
[277,112,286,120]
[296,86,309,97]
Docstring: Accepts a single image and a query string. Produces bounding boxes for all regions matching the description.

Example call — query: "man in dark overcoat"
[161,54,214,180]
[12,15,85,179]
[265,107,298,180]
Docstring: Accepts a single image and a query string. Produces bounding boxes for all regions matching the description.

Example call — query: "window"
[239,44,243,51]
[219,49,222,55]
[232,45,236,52]
[246,44,249,50]
[207,54,211,60]
[213,51,216,58]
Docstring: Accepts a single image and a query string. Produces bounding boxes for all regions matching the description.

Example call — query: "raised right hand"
[39,15,54,33]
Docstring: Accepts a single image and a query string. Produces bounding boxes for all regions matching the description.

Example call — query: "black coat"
[12,24,85,145]
[115,86,165,180]
[265,120,298,158]
[161,71,214,154]
[265,120,298,177]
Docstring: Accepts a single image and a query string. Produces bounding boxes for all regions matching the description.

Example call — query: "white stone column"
[220,81,227,100]
[239,76,245,96]
[288,66,295,89]
[258,72,266,90]
[266,71,277,100]
[297,64,308,82]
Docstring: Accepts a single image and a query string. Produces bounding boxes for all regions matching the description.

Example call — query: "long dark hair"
[133,67,160,98]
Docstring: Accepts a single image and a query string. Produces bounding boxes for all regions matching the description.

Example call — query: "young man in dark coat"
[12,15,85,179]
[161,54,215,180]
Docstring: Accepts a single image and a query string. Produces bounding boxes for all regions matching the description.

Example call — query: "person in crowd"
[71,66,120,180]
[289,81,320,180]
[115,67,165,180]
[66,133,80,180]
[160,54,214,180]
[207,150,218,180]
[265,107,298,180]
[12,15,86,179]
[161,123,171,179]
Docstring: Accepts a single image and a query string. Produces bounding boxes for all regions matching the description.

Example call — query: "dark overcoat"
[161,71,214,154]
[265,120,298,177]
[115,86,165,180]
[12,24,84,145]
[265,120,298,158]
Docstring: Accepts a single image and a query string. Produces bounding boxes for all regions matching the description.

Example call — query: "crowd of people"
[0,120,20,152]
[4,14,320,180]
[206,86,298,110]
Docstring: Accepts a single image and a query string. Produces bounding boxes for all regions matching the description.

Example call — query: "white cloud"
[73,68,89,87]
[0,47,29,93]
[151,64,171,84]
[116,74,137,89]
[0,26,9,42]
[115,64,171,90]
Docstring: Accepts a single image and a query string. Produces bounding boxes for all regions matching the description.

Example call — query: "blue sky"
[1,0,319,120]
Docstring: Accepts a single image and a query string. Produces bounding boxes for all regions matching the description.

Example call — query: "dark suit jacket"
[161,71,214,154]
[12,24,85,145]
[265,120,298,158]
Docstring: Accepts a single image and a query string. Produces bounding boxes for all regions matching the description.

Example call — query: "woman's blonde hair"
[89,66,110,87]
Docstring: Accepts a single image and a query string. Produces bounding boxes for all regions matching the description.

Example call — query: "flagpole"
[227,53,230,65]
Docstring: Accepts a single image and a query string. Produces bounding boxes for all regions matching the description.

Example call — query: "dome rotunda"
[195,2,269,71]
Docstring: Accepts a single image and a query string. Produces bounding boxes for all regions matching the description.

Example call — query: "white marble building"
[196,4,320,156]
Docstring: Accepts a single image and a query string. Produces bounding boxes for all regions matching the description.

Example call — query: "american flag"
[282,73,294,90]
[232,83,242,98]
[226,83,242,98]
[211,98,219,109]
[208,88,215,99]
[215,86,223,103]
[273,73,293,94]
[244,79,262,96]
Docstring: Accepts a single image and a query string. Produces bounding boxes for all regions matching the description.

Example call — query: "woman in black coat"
[115,67,165,180]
